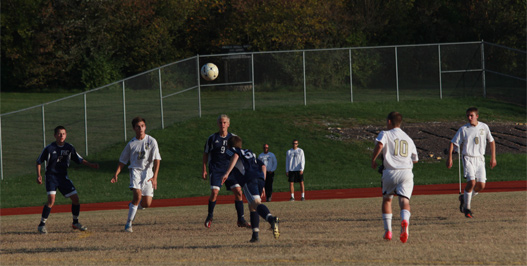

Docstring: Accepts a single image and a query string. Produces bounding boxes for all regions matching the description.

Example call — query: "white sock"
[401,209,411,223]
[382,213,392,232]
[291,193,294,198]
[127,203,138,224]
[301,193,305,198]
[472,191,479,197]
[465,190,473,210]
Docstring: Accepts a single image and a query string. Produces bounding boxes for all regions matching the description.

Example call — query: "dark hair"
[54,126,66,135]
[387,112,403,127]
[466,107,478,115]
[132,116,146,128]
[228,135,242,149]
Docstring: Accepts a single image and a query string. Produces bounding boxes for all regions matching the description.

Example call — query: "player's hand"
[371,160,377,169]
[91,163,100,170]
[148,178,158,190]
[261,188,266,199]
[37,176,42,184]
[111,175,118,183]
[221,174,228,185]
[446,158,453,169]
[490,159,497,169]
[202,171,208,180]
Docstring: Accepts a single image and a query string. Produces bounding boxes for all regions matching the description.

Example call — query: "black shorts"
[288,171,304,183]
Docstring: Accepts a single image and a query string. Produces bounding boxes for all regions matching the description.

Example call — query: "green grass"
[1,97,525,208]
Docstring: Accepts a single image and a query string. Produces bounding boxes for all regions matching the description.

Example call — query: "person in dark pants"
[258,143,277,202]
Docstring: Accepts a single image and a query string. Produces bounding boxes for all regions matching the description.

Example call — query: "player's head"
[292,139,299,148]
[217,114,230,132]
[465,107,479,125]
[263,143,269,152]
[228,135,242,149]
[54,126,67,144]
[131,116,146,137]
[387,112,403,128]
[132,116,146,128]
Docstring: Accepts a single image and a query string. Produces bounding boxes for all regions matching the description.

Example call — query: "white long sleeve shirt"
[286,148,305,172]
[258,151,277,172]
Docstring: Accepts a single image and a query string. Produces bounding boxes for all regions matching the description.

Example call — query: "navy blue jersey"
[36,142,83,175]
[204,132,234,173]
[226,147,265,186]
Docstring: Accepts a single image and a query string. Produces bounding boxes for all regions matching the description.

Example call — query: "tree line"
[1,0,525,92]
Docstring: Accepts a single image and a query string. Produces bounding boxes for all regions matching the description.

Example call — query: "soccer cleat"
[301,197,305,201]
[267,197,272,202]
[383,230,392,241]
[458,194,464,213]
[464,209,473,218]
[289,197,295,202]
[237,219,251,228]
[250,234,259,243]
[38,225,48,234]
[400,220,409,243]
[204,217,213,228]
[270,217,280,239]
[72,222,88,231]
[124,223,133,232]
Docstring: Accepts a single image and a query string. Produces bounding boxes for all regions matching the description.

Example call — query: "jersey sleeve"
[203,134,213,154]
[485,124,495,143]
[36,147,49,164]
[150,137,162,161]
[376,131,387,145]
[119,142,131,165]
[70,145,84,164]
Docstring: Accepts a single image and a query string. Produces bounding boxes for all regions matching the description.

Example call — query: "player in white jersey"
[447,107,496,218]
[371,112,418,243]
[286,139,305,201]
[111,116,161,232]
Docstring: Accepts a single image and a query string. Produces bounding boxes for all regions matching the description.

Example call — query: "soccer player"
[36,126,99,234]
[111,116,161,232]
[286,139,305,201]
[446,107,496,218]
[371,112,418,243]
[258,143,277,202]
[202,114,249,228]
[222,136,280,242]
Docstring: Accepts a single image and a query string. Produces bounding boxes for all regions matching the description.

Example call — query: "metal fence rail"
[1,41,525,179]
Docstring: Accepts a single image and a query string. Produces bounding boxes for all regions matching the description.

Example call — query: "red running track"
[2,181,525,216]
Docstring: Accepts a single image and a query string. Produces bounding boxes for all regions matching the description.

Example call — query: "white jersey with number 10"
[376,128,418,170]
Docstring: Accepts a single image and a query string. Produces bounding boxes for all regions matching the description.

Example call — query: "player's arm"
[371,142,383,169]
[111,162,126,183]
[489,140,497,169]
[221,153,239,185]
[202,152,208,180]
[36,163,43,184]
[149,159,161,189]
[446,142,456,169]
[81,159,99,170]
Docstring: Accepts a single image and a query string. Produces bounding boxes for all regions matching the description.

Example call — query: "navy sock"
[72,204,80,223]
[256,204,271,221]
[40,205,51,226]
[250,211,259,231]
[235,200,245,221]
[208,201,216,218]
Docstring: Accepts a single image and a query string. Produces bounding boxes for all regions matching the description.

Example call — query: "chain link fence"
[1,41,525,179]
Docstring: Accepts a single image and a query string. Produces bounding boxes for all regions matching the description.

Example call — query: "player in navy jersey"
[202,114,249,228]
[222,136,280,242]
[36,126,99,234]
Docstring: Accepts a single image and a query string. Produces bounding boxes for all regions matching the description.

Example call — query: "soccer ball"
[200,63,219,81]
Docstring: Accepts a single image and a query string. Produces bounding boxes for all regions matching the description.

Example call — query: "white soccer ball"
[200,63,219,81]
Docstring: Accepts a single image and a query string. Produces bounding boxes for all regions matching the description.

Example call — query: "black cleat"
[464,209,473,218]
[458,194,464,213]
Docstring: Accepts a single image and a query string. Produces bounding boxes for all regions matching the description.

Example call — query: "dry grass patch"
[1,191,526,265]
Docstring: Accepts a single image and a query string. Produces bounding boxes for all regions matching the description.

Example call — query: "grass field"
[1,191,525,265]
[1,95,526,208]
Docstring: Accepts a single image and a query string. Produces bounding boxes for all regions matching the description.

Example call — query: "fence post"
[481,40,487,98]
[197,55,202,118]
[159,69,165,129]
[438,44,443,99]
[251,53,255,111]
[395,46,400,102]
[303,51,307,106]
[349,49,353,103]
[122,81,127,141]
[0,116,3,180]
[84,93,88,156]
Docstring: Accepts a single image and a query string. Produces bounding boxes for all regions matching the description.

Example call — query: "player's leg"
[38,193,56,234]
[399,196,410,243]
[231,185,250,228]
[300,181,305,201]
[265,172,274,201]
[205,188,219,228]
[140,179,154,208]
[382,195,393,240]
[69,193,87,231]
[124,188,141,232]
[395,169,413,243]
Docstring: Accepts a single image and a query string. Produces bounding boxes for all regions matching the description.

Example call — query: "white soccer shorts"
[129,168,154,197]
[462,155,487,182]
[382,169,414,199]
